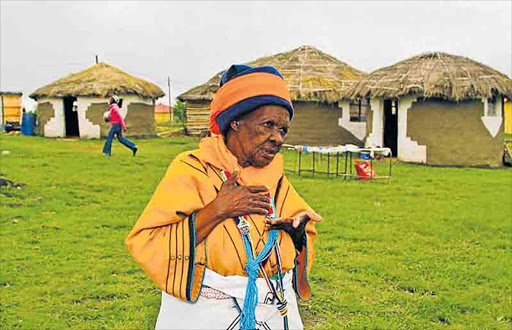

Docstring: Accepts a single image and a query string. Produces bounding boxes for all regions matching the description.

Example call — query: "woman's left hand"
[265,210,322,249]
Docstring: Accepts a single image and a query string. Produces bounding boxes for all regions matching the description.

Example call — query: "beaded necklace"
[220,171,289,330]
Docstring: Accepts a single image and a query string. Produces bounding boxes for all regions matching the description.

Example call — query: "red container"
[354,160,377,180]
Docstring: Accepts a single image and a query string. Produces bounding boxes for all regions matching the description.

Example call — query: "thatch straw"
[345,52,512,101]
[179,45,365,104]
[30,62,164,100]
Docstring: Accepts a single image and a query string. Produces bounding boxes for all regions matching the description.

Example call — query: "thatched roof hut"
[345,52,512,167]
[31,62,164,100]
[346,52,512,101]
[31,62,164,139]
[179,45,367,145]
[181,45,364,104]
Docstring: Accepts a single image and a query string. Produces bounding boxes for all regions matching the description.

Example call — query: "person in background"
[102,94,138,157]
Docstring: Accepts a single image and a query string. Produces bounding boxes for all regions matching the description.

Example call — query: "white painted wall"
[39,97,65,137]
[397,96,427,163]
[364,96,426,162]
[481,97,503,138]
[365,98,384,147]
[76,97,104,139]
[338,101,367,141]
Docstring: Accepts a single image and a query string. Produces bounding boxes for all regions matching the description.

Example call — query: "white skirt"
[155,269,304,330]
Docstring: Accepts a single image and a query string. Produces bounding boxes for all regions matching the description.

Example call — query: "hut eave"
[30,62,165,100]
[345,52,512,102]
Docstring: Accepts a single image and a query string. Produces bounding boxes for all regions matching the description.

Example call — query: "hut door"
[63,97,79,137]
[383,99,398,157]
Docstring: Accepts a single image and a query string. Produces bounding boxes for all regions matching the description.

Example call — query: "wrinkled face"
[230,105,290,168]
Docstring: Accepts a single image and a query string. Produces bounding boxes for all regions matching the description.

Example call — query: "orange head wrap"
[209,65,293,135]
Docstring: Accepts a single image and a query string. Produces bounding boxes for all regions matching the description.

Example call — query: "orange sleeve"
[125,152,209,302]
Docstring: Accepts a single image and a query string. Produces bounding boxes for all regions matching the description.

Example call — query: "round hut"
[30,62,164,139]
[346,52,512,166]
[178,45,366,146]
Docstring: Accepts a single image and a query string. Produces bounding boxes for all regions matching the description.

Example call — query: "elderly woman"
[126,65,322,330]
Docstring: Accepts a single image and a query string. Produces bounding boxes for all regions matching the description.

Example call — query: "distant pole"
[95,55,98,64]
[168,76,173,122]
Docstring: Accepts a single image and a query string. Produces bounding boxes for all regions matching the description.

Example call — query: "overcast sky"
[1,1,511,108]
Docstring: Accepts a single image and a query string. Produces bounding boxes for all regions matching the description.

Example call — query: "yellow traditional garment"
[126,135,317,302]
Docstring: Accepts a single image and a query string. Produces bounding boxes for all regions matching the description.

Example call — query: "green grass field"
[0,135,511,329]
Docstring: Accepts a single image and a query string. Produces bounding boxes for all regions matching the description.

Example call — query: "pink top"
[109,103,126,130]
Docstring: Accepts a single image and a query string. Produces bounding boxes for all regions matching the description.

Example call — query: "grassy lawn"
[0,135,511,329]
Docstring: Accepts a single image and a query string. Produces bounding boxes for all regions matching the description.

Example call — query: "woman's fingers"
[265,211,323,230]
[243,192,269,203]
[249,193,270,203]
[305,210,323,222]
[264,218,292,230]
[246,185,269,193]
[265,218,291,226]
[247,207,269,216]
[265,222,285,230]
[265,224,285,231]
[292,210,323,228]
[292,216,302,229]
[250,201,271,209]
[256,194,270,202]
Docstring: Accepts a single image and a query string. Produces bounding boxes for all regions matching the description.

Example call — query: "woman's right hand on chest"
[212,172,271,221]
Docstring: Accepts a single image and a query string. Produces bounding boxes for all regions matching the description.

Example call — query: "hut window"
[487,96,499,117]
[349,98,369,122]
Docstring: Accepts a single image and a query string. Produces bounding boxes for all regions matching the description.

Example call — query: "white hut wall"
[365,106,373,143]
[397,96,427,163]
[36,100,55,136]
[37,98,65,137]
[338,101,367,142]
[78,97,105,139]
[83,98,110,138]
[365,98,384,148]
